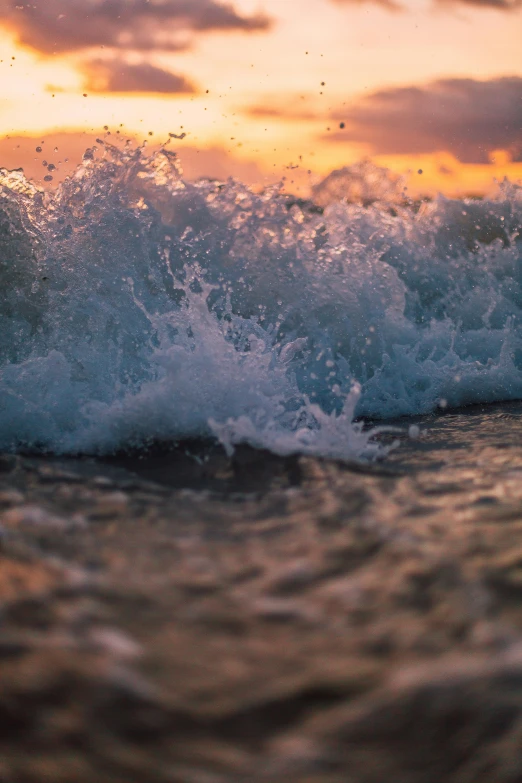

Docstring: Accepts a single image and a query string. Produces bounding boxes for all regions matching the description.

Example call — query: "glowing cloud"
[83,59,196,94]
[330,77,522,163]
[435,0,521,9]
[0,0,272,54]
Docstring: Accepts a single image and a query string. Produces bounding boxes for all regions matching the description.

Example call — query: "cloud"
[330,0,522,9]
[331,77,522,163]
[435,0,522,9]
[330,0,402,8]
[0,133,267,188]
[244,98,318,122]
[83,59,196,94]
[0,0,271,54]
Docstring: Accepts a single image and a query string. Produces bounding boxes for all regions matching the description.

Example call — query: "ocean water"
[0,144,520,459]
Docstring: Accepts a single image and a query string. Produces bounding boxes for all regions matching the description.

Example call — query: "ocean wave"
[0,143,520,458]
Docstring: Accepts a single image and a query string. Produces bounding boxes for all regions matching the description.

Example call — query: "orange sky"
[0,0,521,196]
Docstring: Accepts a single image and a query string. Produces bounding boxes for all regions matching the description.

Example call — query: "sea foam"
[0,144,520,458]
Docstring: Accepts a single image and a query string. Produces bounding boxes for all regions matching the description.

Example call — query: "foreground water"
[0,144,521,459]
[1,402,522,781]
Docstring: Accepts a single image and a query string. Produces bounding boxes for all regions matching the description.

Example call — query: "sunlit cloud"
[329,77,522,163]
[0,0,272,55]
[244,97,317,122]
[0,132,267,188]
[245,77,522,165]
[330,0,401,8]
[435,0,522,10]
[83,59,196,94]
[331,0,522,9]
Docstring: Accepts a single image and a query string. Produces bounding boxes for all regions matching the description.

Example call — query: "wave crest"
[0,143,520,457]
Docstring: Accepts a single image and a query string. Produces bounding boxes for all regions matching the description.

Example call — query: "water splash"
[0,143,520,458]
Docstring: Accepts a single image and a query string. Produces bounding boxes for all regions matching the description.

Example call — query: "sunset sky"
[0,0,521,196]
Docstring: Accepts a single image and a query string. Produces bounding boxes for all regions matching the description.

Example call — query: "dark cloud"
[331,77,522,163]
[330,0,402,8]
[245,100,318,122]
[84,59,196,94]
[331,0,522,9]
[0,0,271,54]
[435,0,522,10]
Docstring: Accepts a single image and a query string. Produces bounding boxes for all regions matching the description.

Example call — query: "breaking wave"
[0,144,520,459]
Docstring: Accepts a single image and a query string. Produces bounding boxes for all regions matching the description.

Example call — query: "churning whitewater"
[0,143,521,458]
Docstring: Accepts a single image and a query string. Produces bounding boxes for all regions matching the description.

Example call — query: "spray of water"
[0,142,520,458]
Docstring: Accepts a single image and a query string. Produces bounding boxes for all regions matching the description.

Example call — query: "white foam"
[0,150,520,459]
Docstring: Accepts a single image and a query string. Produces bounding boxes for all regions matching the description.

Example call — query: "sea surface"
[0,143,521,463]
